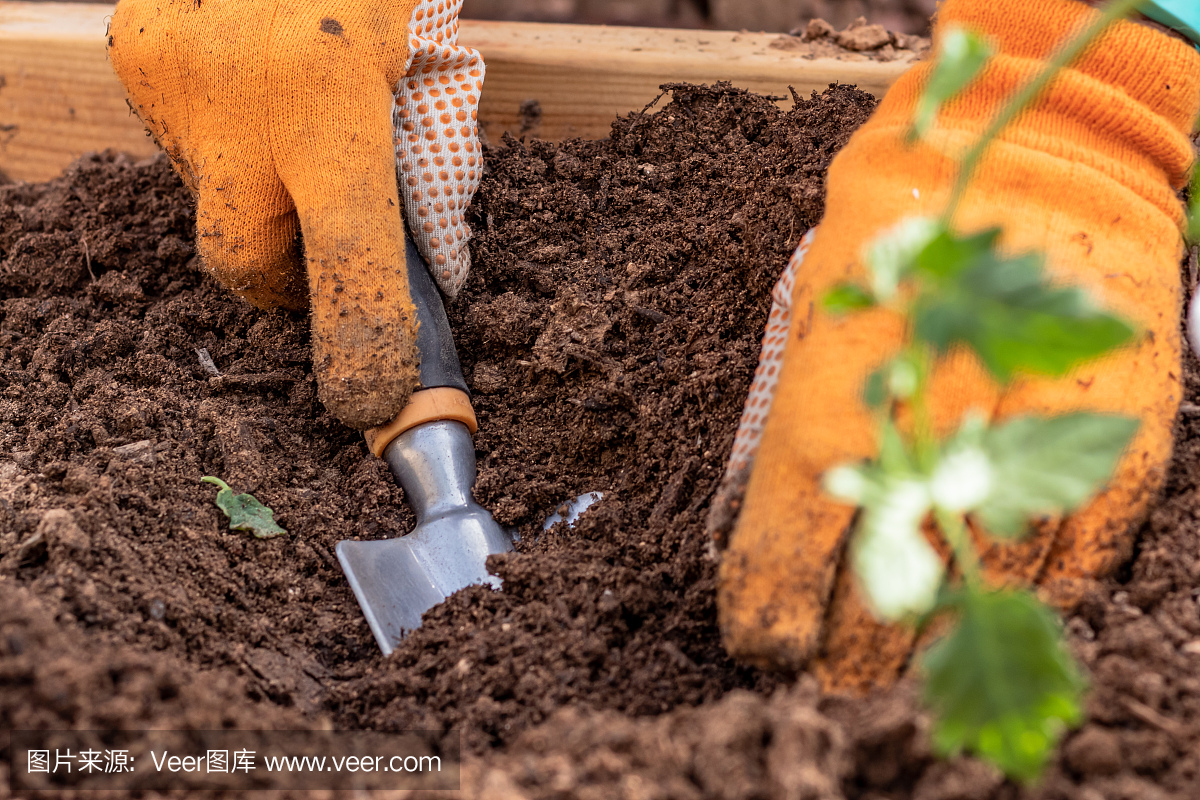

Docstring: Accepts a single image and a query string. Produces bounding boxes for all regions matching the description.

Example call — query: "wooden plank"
[0,2,916,183]
[0,3,158,182]
[466,21,914,143]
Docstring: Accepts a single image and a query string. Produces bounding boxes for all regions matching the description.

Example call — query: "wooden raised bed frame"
[0,1,917,183]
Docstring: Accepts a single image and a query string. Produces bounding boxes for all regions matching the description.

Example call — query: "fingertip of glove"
[309,302,421,430]
[717,556,821,673]
[317,367,419,431]
[719,626,811,675]
[1036,575,1104,614]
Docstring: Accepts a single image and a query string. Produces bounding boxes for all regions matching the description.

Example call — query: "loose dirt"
[3,83,1200,800]
[769,17,930,62]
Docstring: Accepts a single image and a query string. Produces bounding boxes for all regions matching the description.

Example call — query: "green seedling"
[824,223,1138,783]
[820,0,1151,781]
[202,477,287,539]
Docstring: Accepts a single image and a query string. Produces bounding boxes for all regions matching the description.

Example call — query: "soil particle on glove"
[6,81,1200,800]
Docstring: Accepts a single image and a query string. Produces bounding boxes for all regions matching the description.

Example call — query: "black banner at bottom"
[7,729,459,791]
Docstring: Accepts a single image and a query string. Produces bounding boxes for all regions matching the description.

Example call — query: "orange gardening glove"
[716,0,1200,694]
[108,0,485,429]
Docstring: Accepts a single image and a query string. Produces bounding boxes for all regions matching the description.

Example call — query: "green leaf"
[202,476,287,539]
[826,425,943,621]
[911,232,1136,381]
[973,414,1139,537]
[930,416,994,513]
[851,478,943,621]
[864,355,924,410]
[824,283,876,314]
[825,462,942,621]
[911,28,994,141]
[864,217,943,301]
[878,418,917,476]
[921,589,1084,783]
[864,368,889,409]
[823,464,871,505]
[913,228,1000,281]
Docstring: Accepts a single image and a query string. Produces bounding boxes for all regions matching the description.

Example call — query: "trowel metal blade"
[543,491,604,531]
[338,492,603,655]
[336,537,447,656]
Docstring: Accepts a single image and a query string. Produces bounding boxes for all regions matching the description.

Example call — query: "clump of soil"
[771,16,931,62]
[0,581,310,752]
[5,80,1200,800]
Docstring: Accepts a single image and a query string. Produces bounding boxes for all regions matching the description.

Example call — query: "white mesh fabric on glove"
[707,228,815,544]
[394,0,485,298]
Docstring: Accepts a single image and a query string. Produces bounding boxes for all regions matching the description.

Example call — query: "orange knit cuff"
[935,0,1200,150]
[363,387,478,458]
[864,0,1200,224]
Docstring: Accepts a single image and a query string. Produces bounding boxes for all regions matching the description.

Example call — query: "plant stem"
[942,0,1147,225]
[201,476,233,492]
[907,345,938,473]
[935,507,981,589]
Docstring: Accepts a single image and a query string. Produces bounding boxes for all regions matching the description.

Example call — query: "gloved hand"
[715,0,1200,694]
[108,0,484,430]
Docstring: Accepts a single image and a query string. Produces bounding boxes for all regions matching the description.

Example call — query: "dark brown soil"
[0,81,862,775]
[4,81,1200,800]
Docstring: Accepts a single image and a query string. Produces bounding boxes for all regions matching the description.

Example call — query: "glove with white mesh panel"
[394,0,485,297]
[109,0,485,432]
[712,0,1200,694]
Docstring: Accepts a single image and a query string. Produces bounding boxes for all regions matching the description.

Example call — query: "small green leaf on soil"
[921,588,1085,783]
[201,477,287,539]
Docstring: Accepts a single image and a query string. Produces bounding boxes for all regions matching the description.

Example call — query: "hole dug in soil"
[3,84,1200,800]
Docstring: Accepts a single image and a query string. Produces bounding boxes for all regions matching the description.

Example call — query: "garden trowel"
[336,238,512,655]
[336,240,602,655]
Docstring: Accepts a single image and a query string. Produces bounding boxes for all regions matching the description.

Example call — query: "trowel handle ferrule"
[383,419,479,524]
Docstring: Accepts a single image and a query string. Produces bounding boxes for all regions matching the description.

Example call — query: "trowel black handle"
[405,237,469,395]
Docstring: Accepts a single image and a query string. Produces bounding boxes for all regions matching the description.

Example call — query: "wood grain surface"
[0,1,915,182]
